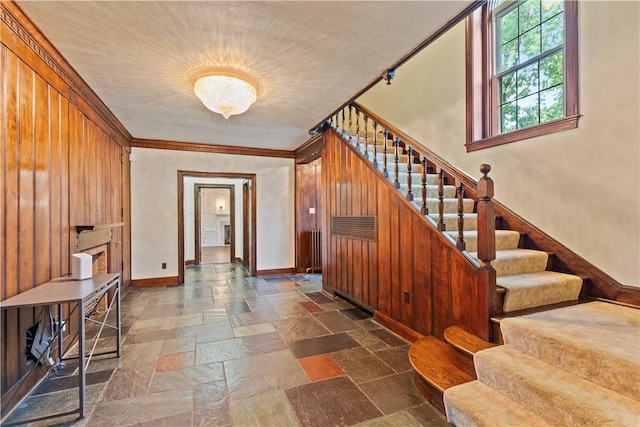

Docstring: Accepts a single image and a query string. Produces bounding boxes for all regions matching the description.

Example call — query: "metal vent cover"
[331,215,376,241]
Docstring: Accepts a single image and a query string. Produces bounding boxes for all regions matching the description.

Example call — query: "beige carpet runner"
[444,301,640,426]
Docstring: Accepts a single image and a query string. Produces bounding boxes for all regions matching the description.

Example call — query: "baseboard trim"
[373,311,424,343]
[617,286,640,306]
[233,257,243,263]
[131,276,180,287]
[256,267,296,276]
[185,259,196,266]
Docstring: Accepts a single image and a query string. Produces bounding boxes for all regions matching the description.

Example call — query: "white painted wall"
[358,2,639,286]
[183,179,242,258]
[130,147,295,279]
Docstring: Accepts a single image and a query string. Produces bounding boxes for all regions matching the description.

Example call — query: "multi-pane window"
[465,1,578,151]
[494,0,565,133]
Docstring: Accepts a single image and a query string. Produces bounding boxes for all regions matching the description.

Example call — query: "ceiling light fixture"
[194,70,258,119]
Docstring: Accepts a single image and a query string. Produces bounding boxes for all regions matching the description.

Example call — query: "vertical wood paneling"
[60,97,70,275]
[18,61,35,294]
[3,47,19,393]
[49,88,61,278]
[377,184,391,314]
[368,174,378,309]
[322,130,484,340]
[34,73,50,286]
[295,158,322,273]
[400,204,413,326]
[17,61,35,381]
[1,10,131,412]
[413,221,433,335]
[4,48,19,301]
[432,244,452,338]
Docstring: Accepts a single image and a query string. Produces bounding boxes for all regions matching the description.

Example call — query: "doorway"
[195,185,234,264]
[178,171,257,283]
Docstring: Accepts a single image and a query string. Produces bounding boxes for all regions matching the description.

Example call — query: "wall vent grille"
[331,215,376,241]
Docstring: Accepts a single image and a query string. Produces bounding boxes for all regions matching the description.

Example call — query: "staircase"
[444,301,640,426]
[324,102,639,421]
[336,121,583,315]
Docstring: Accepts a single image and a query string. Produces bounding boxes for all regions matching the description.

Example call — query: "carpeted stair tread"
[501,301,640,399]
[468,249,548,276]
[474,345,640,426]
[496,271,582,312]
[444,230,520,252]
[444,381,553,427]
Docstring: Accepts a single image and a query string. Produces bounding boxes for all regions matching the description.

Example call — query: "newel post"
[476,164,499,328]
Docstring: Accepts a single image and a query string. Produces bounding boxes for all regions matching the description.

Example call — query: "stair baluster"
[457,183,466,251]
[373,122,379,170]
[355,107,361,152]
[348,105,353,140]
[421,156,428,215]
[364,115,369,160]
[406,146,414,201]
[341,108,346,134]
[383,130,389,178]
[394,137,401,189]
[438,170,446,231]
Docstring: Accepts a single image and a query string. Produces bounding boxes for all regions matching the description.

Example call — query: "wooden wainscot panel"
[1,2,132,416]
[412,216,433,336]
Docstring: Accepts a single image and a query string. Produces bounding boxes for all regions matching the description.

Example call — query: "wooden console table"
[0,273,121,424]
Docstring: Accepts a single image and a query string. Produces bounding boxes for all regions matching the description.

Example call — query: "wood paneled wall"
[295,158,322,272]
[322,131,486,339]
[1,2,131,415]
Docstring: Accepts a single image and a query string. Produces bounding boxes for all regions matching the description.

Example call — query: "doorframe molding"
[194,184,235,265]
[178,171,257,283]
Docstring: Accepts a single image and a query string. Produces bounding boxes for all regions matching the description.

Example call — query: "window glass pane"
[520,26,541,62]
[540,51,563,90]
[542,13,564,51]
[500,71,517,103]
[519,0,541,33]
[500,39,518,72]
[541,0,563,21]
[517,62,539,98]
[517,93,540,128]
[501,101,517,133]
[540,85,564,122]
[500,8,519,44]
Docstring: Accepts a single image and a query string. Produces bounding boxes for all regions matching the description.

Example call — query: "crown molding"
[1,1,132,142]
[131,138,295,159]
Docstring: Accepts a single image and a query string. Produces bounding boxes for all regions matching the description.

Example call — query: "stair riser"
[407,185,457,199]
[445,231,521,252]
[391,173,440,186]
[500,304,640,400]
[430,214,478,231]
[498,273,582,312]
[475,347,640,427]
[491,254,548,277]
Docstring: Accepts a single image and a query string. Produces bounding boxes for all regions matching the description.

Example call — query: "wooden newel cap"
[478,164,494,198]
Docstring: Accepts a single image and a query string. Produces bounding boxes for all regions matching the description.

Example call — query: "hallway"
[6,264,448,426]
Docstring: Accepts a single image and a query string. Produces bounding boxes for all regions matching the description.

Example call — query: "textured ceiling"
[16,1,472,151]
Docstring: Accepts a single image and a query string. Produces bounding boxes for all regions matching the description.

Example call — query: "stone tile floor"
[5,263,449,427]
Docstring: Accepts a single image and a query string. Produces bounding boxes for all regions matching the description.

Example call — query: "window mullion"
[495,45,563,80]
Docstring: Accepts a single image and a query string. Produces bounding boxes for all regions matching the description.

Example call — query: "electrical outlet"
[162,262,167,269]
